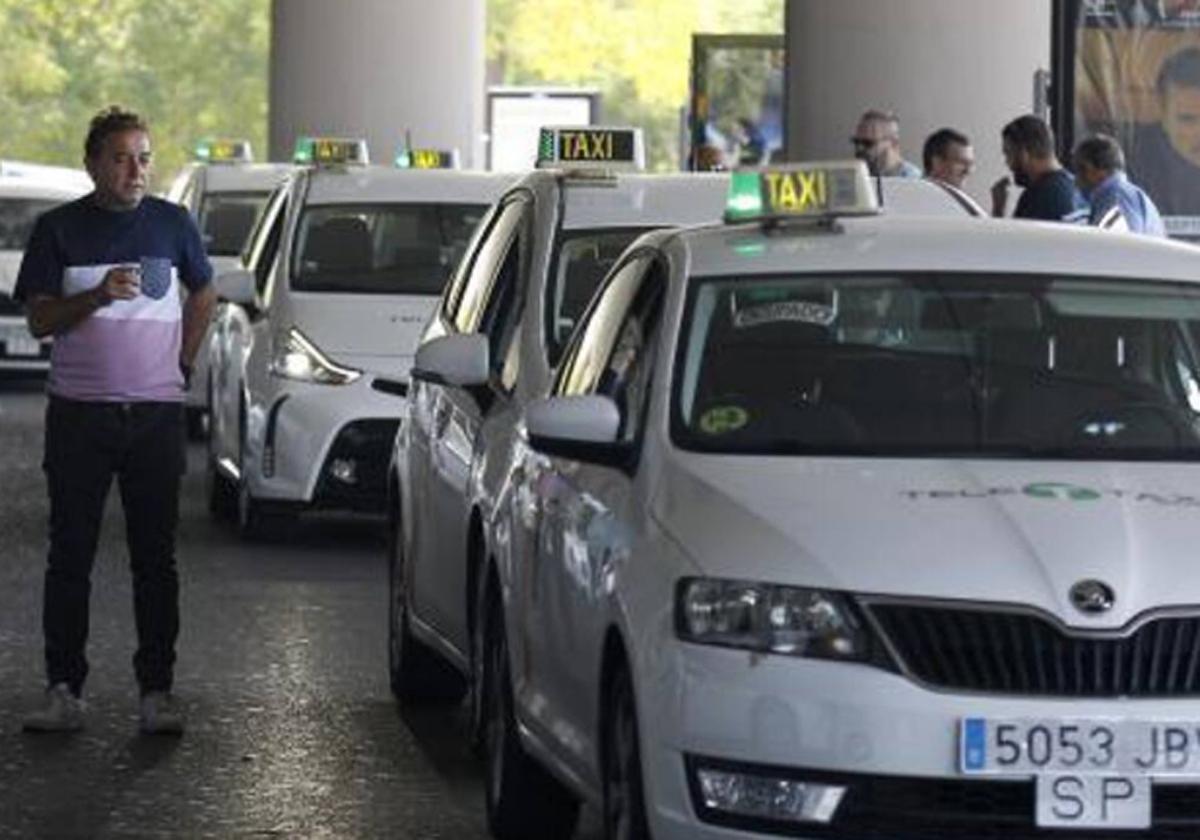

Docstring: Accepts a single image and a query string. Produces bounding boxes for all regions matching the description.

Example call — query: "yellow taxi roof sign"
[725,161,879,224]
[536,126,645,172]
[395,148,460,170]
[195,138,252,164]
[293,137,370,167]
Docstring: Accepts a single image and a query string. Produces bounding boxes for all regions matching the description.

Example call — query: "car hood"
[290,294,437,377]
[653,455,1200,629]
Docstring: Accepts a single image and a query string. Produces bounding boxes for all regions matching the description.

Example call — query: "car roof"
[673,214,1200,283]
[303,166,515,205]
[0,160,91,197]
[876,177,984,217]
[509,171,730,232]
[200,162,294,193]
[0,176,88,201]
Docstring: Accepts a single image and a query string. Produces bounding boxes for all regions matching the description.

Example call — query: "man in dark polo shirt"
[15,106,215,734]
[991,114,1090,223]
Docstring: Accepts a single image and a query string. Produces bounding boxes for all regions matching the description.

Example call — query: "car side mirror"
[525,395,632,467]
[410,333,490,388]
[214,269,256,307]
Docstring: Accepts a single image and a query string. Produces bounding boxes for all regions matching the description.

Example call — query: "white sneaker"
[139,691,184,735]
[23,683,85,732]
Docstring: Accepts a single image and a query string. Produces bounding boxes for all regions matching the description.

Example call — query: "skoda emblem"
[1070,579,1115,615]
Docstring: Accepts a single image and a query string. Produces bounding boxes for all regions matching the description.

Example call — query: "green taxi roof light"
[724,160,879,224]
[726,172,764,220]
[195,137,252,164]
[535,126,645,172]
[292,136,368,167]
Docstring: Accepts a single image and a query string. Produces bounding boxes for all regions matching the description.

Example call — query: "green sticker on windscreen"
[699,405,749,435]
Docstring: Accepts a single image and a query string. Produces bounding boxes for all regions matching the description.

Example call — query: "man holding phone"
[15,106,215,734]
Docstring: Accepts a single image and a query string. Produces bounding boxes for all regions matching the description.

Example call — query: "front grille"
[686,756,1200,838]
[868,602,1200,697]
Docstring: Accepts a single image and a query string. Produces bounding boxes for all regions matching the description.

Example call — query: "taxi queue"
[25,129,1200,839]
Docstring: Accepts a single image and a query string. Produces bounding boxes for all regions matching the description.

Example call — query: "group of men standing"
[850,109,1166,236]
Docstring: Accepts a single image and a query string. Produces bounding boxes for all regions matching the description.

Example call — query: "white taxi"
[0,164,89,374]
[388,128,730,714]
[166,139,292,434]
[474,161,1200,838]
[206,138,510,537]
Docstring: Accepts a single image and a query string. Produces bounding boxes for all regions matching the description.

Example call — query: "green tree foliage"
[0,0,269,188]
[488,0,784,170]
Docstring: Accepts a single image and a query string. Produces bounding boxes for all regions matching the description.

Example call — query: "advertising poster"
[1076,0,1200,237]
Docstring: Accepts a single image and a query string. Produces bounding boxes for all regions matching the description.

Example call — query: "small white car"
[206,138,510,537]
[0,165,89,374]
[471,162,1200,838]
[165,140,292,435]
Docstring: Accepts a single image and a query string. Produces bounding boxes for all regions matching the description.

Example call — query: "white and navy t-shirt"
[15,195,212,402]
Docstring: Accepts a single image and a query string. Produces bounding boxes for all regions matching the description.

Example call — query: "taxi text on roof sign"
[292,137,370,167]
[725,161,879,223]
[194,138,252,164]
[395,148,460,170]
[536,126,645,171]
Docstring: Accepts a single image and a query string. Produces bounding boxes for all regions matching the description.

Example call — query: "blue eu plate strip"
[962,718,987,771]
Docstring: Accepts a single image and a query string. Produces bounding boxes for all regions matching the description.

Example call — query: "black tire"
[483,590,580,840]
[388,510,467,703]
[206,396,237,521]
[602,665,651,840]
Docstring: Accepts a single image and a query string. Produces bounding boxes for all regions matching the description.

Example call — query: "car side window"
[453,198,527,335]
[442,202,500,324]
[557,256,664,443]
[253,194,288,297]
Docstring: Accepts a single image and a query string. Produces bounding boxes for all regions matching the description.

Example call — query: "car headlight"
[676,578,870,661]
[270,327,361,385]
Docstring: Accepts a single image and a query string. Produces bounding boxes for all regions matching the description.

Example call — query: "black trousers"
[42,397,185,696]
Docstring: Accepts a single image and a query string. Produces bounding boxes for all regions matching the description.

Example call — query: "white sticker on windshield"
[732,300,836,329]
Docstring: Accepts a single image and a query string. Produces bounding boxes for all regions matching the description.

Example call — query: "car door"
[415,194,531,653]
[518,253,665,774]
[212,184,288,468]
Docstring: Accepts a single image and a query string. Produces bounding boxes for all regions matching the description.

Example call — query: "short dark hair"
[1002,114,1055,159]
[84,106,148,160]
[922,127,971,172]
[1158,46,1200,97]
[1074,133,1125,173]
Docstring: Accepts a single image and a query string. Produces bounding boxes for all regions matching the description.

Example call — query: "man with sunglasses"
[851,109,921,178]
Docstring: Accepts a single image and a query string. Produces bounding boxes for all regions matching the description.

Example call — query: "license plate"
[1035,774,1150,829]
[961,718,1200,775]
[960,717,1200,830]
[4,334,41,357]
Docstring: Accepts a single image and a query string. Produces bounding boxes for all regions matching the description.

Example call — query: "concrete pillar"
[784,0,1050,205]
[269,0,485,168]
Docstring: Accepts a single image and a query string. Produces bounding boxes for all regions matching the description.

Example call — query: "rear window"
[291,203,487,295]
[0,198,62,250]
[198,191,269,256]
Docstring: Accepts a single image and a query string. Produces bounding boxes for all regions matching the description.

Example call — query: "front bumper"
[641,641,1200,839]
[245,374,406,511]
[0,316,50,372]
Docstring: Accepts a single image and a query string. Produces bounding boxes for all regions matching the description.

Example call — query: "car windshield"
[198,191,269,256]
[675,272,1200,459]
[546,228,648,364]
[0,197,62,251]
[292,203,487,295]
